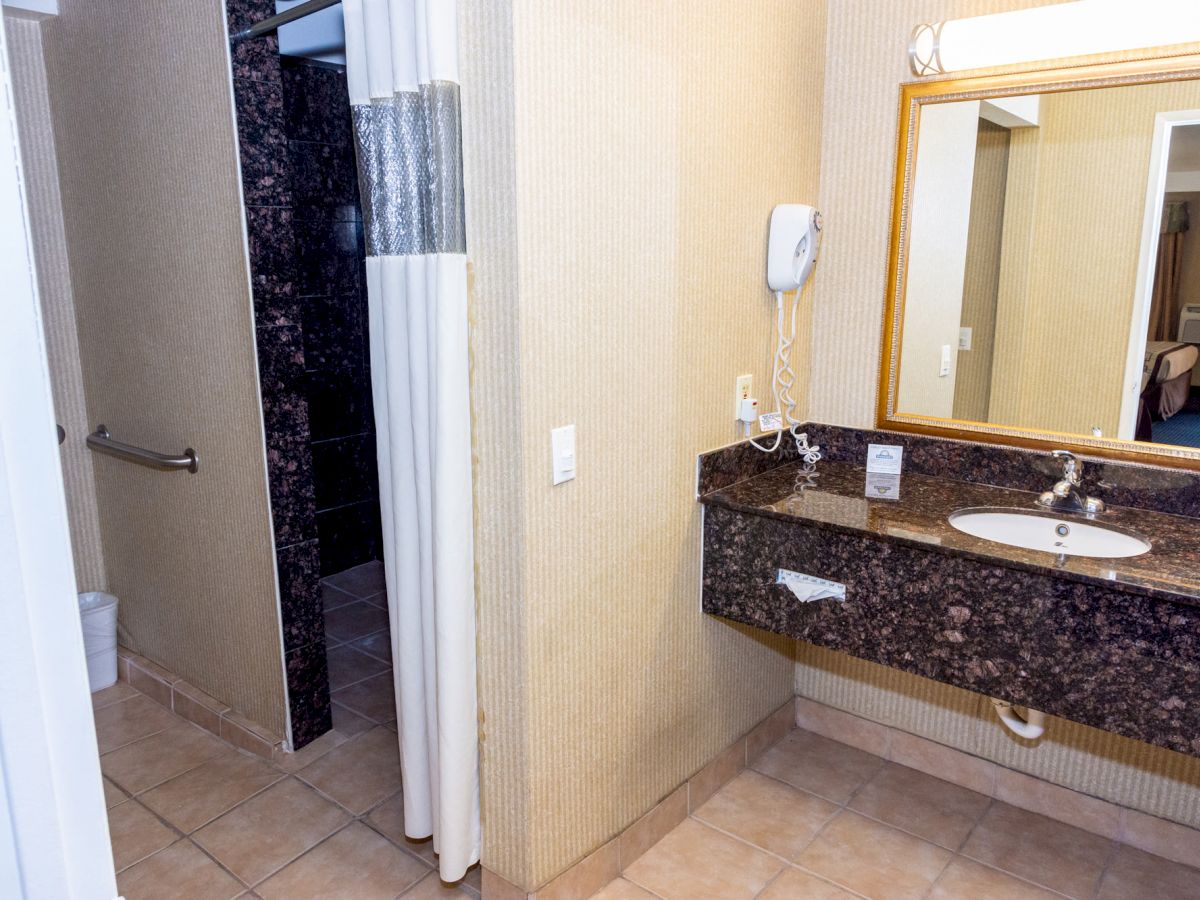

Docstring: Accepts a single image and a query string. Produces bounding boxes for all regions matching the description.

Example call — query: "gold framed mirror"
[878,53,1200,468]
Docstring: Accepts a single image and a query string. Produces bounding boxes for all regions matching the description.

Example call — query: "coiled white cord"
[749,290,821,464]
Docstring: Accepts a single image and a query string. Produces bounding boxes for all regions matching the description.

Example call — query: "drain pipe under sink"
[990,697,1046,739]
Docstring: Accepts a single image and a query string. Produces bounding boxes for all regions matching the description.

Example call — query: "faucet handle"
[1052,449,1082,484]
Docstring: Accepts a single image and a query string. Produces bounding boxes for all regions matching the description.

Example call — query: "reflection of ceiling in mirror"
[1169,124,1200,173]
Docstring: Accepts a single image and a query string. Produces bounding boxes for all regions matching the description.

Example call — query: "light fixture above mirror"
[878,52,1200,468]
[909,0,1200,77]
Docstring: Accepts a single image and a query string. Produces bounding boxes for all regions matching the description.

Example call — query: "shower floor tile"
[323,559,385,598]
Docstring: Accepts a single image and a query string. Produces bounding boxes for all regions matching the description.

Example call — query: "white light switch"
[551,425,576,485]
[959,327,973,351]
[939,344,952,377]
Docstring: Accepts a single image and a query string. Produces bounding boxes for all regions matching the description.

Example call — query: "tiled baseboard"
[117,646,289,761]
[792,695,1200,871]
[482,698,797,898]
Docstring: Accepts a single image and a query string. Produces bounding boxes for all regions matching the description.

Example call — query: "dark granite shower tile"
[255,323,305,398]
[246,206,297,304]
[301,295,364,373]
[264,429,318,547]
[316,501,383,576]
[312,434,379,511]
[289,140,360,217]
[276,539,324,652]
[281,60,353,146]
[303,367,375,441]
[294,219,364,296]
[232,78,291,207]
[226,0,282,84]
[285,644,333,749]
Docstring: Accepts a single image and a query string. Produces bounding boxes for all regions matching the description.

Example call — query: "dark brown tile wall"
[224,0,331,747]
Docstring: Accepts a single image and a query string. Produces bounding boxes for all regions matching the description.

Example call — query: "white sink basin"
[948,508,1151,559]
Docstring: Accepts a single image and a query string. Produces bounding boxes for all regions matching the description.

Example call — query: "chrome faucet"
[1037,450,1104,515]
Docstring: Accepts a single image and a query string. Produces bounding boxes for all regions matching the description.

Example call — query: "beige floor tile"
[623,818,783,900]
[140,752,284,833]
[272,728,347,773]
[1096,844,1200,900]
[796,810,951,900]
[350,630,392,664]
[848,762,990,849]
[93,694,179,754]
[591,877,657,899]
[192,778,350,885]
[751,729,884,804]
[930,857,1061,899]
[325,561,386,599]
[257,822,429,899]
[107,800,177,872]
[331,701,376,737]
[401,870,477,897]
[102,722,233,795]
[297,726,402,814]
[92,682,139,710]
[103,777,128,809]
[117,839,245,900]
[367,792,437,865]
[961,803,1112,899]
[327,643,389,691]
[332,672,396,723]
[757,867,858,899]
[324,600,390,643]
[694,771,837,860]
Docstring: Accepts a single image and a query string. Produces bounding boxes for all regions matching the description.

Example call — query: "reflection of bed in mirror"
[1137,341,1199,443]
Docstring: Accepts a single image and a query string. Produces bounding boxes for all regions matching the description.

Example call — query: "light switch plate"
[939,344,952,377]
[551,424,576,485]
[959,326,973,351]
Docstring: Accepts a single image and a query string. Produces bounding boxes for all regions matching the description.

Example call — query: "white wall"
[897,100,981,418]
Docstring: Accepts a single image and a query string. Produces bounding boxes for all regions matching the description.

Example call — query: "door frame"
[0,17,116,899]
[1121,109,1200,440]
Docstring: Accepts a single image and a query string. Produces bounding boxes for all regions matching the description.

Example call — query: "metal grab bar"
[86,425,200,474]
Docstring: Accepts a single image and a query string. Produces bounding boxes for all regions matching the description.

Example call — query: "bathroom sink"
[947,508,1151,559]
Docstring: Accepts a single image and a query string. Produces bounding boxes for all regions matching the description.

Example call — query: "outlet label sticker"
[866,444,903,475]
[759,412,782,432]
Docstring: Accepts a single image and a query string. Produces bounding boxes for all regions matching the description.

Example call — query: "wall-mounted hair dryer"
[747,204,824,456]
[767,204,823,292]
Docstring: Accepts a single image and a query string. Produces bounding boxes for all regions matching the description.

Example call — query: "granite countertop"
[700,459,1200,605]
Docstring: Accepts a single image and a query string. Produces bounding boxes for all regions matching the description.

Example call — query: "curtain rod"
[230,0,341,44]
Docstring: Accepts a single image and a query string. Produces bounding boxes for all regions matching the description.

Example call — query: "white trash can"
[78,591,119,692]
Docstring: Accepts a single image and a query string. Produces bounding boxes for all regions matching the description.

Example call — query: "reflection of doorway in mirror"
[1135,123,1200,449]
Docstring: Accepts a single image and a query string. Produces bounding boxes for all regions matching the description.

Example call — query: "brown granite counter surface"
[701,458,1200,605]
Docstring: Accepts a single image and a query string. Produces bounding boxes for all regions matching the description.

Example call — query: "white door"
[0,14,117,899]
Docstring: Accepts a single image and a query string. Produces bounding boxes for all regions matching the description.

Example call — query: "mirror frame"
[878,52,1200,469]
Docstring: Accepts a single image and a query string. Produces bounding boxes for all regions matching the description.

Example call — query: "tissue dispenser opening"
[776,569,846,603]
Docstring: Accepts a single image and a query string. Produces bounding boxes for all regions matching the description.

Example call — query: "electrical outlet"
[735,374,753,419]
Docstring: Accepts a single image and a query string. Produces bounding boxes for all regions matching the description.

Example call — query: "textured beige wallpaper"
[988,80,1200,437]
[463,0,827,888]
[4,16,106,593]
[804,0,1200,837]
[39,0,286,736]
[808,0,1057,429]
[953,120,1009,422]
[797,644,1200,829]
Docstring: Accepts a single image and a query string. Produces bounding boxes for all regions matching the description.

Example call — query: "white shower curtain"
[343,0,479,881]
